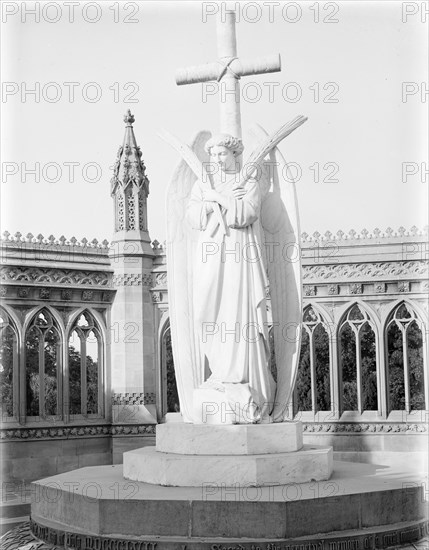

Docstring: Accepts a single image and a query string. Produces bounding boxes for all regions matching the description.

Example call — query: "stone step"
[29,462,426,541]
[156,421,303,455]
[124,444,333,486]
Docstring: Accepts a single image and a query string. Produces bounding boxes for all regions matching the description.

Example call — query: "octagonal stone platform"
[29,461,427,548]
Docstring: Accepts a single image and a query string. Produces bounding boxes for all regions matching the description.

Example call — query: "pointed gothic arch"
[158,317,180,418]
[67,310,104,418]
[24,308,62,419]
[338,303,379,415]
[294,304,332,415]
[385,301,427,414]
[23,304,65,336]
[0,306,19,420]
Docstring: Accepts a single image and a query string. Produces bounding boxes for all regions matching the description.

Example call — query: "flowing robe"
[186,173,276,422]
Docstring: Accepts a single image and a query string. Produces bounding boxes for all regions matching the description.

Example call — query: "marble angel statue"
[162,117,306,424]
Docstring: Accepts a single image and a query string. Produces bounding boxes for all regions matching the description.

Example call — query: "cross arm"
[176,53,281,86]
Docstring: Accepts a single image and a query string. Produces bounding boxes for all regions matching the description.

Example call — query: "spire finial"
[111,109,150,233]
[123,109,135,126]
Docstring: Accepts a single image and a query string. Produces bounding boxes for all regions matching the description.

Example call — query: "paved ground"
[0,523,428,550]
[0,523,60,550]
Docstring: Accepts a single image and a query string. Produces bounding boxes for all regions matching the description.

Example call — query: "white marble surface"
[192,388,238,424]
[123,444,333,487]
[156,421,303,455]
[167,128,302,423]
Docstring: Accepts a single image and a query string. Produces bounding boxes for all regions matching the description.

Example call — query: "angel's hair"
[204,134,244,157]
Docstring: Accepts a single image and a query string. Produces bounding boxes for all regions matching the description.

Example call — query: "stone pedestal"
[193,388,236,424]
[124,444,332,486]
[156,421,303,454]
[193,387,263,424]
[123,421,333,487]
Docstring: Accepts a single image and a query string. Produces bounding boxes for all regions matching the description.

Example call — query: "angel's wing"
[250,124,303,422]
[165,130,211,422]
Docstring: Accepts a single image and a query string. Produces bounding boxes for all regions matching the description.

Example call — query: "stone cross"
[175,10,281,139]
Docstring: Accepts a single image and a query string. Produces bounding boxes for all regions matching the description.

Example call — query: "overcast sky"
[1,1,427,243]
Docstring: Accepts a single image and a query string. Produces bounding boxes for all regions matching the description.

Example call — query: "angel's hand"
[232,187,246,200]
[203,189,229,210]
[202,189,220,203]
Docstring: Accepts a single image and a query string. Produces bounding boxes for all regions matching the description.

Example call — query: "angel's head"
[204,134,244,172]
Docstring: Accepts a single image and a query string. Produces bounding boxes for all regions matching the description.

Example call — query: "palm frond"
[237,115,308,187]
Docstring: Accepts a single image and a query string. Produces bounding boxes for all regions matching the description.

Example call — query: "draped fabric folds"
[186,175,276,422]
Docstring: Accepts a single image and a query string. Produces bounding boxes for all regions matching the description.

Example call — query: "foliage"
[165,330,180,413]
[296,330,312,411]
[340,325,357,410]
[388,321,425,411]
[360,323,377,410]
[25,327,59,416]
[314,325,330,410]
[68,344,82,414]
[295,327,331,412]
[0,327,14,417]
[68,340,99,415]
[86,353,99,414]
[20,327,98,417]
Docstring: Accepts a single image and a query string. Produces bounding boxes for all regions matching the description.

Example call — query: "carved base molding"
[302,422,427,433]
[111,424,155,436]
[1,421,426,441]
[28,518,428,550]
[0,423,156,441]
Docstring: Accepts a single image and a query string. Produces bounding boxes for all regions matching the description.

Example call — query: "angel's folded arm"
[225,179,260,228]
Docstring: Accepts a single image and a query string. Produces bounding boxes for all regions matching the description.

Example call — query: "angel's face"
[209,145,236,172]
